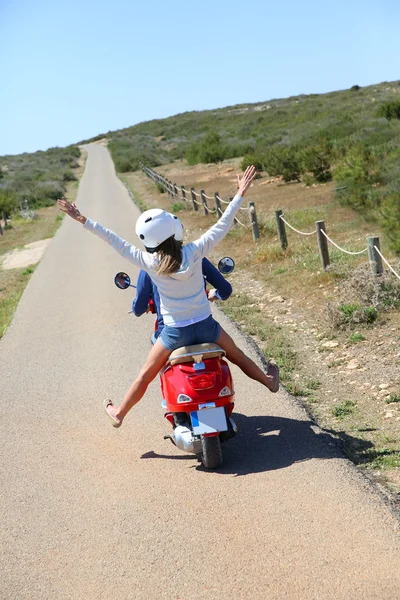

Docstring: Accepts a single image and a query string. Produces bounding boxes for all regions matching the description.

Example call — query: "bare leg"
[216,327,278,391]
[106,339,170,425]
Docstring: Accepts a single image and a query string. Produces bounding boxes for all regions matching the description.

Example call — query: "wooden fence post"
[367,236,383,275]
[214,192,223,217]
[316,220,330,270]
[173,183,179,198]
[181,186,187,204]
[168,180,173,197]
[191,187,198,212]
[229,198,239,225]
[249,202,259,241]
[200,190,208,216]
[275,210,288,250]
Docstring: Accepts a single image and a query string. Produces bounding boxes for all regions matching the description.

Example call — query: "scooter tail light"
[187,372,216,390]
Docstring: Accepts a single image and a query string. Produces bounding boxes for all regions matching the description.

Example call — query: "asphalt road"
[1,144,400,600]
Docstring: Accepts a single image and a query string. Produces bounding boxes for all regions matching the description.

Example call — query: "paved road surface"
[1,144,400,600]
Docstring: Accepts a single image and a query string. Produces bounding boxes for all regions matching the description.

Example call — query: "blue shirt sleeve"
[202,258,232,301]
[132,270,153,316]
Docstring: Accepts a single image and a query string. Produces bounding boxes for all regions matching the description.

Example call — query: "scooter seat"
[168,343,225,366]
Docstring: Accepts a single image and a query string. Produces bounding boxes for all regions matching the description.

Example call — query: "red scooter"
[114,258,237,469]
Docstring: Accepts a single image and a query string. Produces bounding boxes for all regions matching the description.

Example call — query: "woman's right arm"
[57,198,149,270]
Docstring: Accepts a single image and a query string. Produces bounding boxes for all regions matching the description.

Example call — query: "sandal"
[104,399,122,428]
[267,363,279,393]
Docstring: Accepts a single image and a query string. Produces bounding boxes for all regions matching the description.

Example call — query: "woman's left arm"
[192,166,257,257]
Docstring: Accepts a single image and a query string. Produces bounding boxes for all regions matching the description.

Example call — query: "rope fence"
[141,164,260,240]
[275,209,400,280]
[140,163,400,281]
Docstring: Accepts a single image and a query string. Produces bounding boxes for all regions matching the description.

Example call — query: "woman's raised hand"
[57,197,87,224]
[236,165,257,197]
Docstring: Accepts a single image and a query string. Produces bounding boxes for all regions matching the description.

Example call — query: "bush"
[185,143,199,166]
[300,140,332,183]
[264,146,302,182]
[334,145,382,210]
[198,132,226,164]
[241,153,263,173]
[377,101,400,120]
[156,183,165,194]
[381,192,400,254]
[185,132,228,165]
[0,190,17,217]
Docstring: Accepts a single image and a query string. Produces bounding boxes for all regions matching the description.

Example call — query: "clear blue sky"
[1,0,399,155]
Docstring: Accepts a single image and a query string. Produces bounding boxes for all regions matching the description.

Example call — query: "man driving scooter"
[132,257,232,344]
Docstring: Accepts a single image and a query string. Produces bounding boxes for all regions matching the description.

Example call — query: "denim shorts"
[158,315,221,352]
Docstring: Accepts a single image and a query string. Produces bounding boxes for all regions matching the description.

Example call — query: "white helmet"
[135,209,183,250]
[170,212,184,242]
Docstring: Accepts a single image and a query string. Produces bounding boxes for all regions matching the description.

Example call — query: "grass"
[332,400,357,418]
[118,174,149,211]
[0,156,85,338]
[0,268,35,337]
[221,291,297,384]
[348,332,366,343]
[385,394,400,404]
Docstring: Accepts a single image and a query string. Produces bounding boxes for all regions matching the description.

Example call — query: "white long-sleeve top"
[83,193,244,326]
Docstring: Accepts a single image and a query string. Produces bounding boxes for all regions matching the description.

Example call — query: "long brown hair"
[155,236,183,276]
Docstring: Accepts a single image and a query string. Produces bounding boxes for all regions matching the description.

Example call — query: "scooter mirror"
[114,272,131,289]
[218,257,235,275]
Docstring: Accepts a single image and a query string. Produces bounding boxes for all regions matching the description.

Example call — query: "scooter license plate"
[190,407,228,435]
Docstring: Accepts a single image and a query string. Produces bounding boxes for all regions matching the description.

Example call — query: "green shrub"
[328,301,378,328]
[339,303,361,319]
[185,143,199,165]
[334,145,382,211]
[264,145,302,182]
[381,192,400,254]
[197,132,226,164]
[348,332,366,343]
[364,306,378,323]
[376,101,400,120]
[332,400,356,418]
[171,201,185,213]
[0,190,17,217]
[156,183,165,194]
[241,153,263,173]
[300,140,333,183]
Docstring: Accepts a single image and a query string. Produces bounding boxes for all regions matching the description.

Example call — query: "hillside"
[78,80,400,251]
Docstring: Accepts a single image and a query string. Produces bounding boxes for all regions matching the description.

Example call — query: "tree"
[264,146,302,182]
[300,140,333,183]
[198,132,226,164]
[0,190,17,219]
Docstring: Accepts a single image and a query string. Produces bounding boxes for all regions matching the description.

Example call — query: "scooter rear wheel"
[201,435,223,469]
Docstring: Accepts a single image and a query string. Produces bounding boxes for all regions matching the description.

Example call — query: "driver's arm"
[132,271,153,316]
[202,258,232,300]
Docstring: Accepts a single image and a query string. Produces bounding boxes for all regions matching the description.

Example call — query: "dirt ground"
[120,161,400,505]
